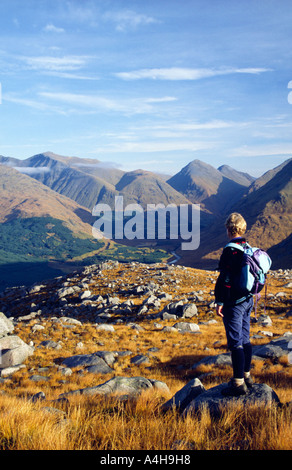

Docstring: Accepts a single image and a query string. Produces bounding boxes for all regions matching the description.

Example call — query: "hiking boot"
[221,380,248,397]
[244,375,254,388]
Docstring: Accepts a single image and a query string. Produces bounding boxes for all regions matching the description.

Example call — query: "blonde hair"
[225,212,247,236]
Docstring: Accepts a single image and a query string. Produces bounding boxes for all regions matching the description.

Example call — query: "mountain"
[0,163,171,290]
[236,159,292,257]
[167,159,254,214]
[217,164,255,187]
[0,153,190,211]
[0,164,93,235]
[0,164,102,289]
[176,158,292,269]
[97,168,192,208]
[0,152,291,276]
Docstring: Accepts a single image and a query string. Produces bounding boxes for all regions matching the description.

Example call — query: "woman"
[215,212,254,396]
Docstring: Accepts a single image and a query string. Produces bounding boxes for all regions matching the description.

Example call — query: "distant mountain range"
[0,151,291,288]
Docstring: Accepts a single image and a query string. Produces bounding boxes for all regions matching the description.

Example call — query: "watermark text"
[92,196,200,251]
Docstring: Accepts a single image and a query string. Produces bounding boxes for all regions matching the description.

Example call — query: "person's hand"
[216,304,224,318]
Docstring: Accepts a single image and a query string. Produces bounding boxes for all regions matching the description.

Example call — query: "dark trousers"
[222,297,254,378]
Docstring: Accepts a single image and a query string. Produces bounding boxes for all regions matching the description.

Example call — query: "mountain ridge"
[0,152,291,278]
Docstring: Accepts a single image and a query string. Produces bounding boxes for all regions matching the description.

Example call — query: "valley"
[0,152,291,288]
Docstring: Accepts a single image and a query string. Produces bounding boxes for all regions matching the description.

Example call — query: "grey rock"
[0,312,14,338]
[80,290,92,300]
[183,383,281,417]
[162,378,206,411]
[32,391,46,402]
[58,317,82,326]
[59,376,168,399]
[130,354,150,365]
[61,352,115,373]
[253,333,292,360]
[57,286,75,299]
[29,375,49,382]
[173,322,200,333]
[193,352,232,369]
[257,314,272,327]
[39,340,62,350]
[0,335,34,369]
[162,326,178,333]
[95,324,115,332]
[181,303,198,318]
[0,364,25,377]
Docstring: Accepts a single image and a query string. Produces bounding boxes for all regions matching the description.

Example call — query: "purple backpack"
[226,242,272,315]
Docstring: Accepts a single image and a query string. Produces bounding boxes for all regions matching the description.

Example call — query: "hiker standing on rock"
[215,212,254,396]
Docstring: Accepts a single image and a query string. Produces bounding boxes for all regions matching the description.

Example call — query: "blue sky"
[1,0,292,177]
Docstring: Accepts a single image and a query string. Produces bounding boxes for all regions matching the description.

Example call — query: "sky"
[1,0,292,177]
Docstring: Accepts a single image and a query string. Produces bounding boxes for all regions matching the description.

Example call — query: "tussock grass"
[0,266,291,450]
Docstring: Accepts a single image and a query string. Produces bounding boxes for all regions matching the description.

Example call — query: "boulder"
[0,312,14,338]
[61,351,116,373]
[173,322,200,333]
[192,352,232,369]
[183,383,281,417]
[130,354,150,365]
[162,378,206,412]
[181,304,198,318]
[0,335,34,369]
[253,333,292,360]
[59,376,170,399]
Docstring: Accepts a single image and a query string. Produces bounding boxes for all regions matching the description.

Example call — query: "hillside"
[0,153,291,277]
[0,153,190,211]
[0,165,170,290]
[0,164,93,235]
[98,168,192,208]
[177,158,292,269]
[167,159,254,214]
[0,260,291,450]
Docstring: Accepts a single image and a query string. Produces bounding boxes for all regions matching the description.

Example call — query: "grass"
[0,264,291,450]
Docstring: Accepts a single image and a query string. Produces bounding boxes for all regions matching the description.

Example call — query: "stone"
[61,352,115,373]
[162,378,206,411]
[59,376,168,399]
[192,352,232,369]
[173,322,200,333]
[130,354,150,365]
[181,303,198,318]
[0,364,25,377]
[57,286,75,299]
[0,312,14,338]
[253,333,292,360]
[0,335,34,369]
[95,324,115,332]
[39,340,62,350]
[80,290,92,300]
[257,314,272,327]
[183,383,281,417]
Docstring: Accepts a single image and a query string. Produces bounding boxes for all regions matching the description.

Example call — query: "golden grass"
[0,265,291,450]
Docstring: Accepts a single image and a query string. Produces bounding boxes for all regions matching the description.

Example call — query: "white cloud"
[92,140,214,154]
[103,9,158,32]
[13,166,51,175]
[39,92,177,115]
[4,94,67,114]
[20,55,91,72]
[43,24,65,34]
[116,67,272,81]
[231,143,292,158]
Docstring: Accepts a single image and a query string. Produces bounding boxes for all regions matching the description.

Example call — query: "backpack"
[226,242,272,316]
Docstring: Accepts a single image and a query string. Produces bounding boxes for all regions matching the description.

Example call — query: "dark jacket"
[214,237,249,306]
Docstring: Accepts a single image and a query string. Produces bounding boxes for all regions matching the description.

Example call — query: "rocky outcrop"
[0,312,34,376]
[162,378,281,417]
[183,382,281,417]
[59,376,170,399]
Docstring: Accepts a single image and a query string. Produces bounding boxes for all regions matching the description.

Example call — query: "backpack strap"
[224,242,245,251]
